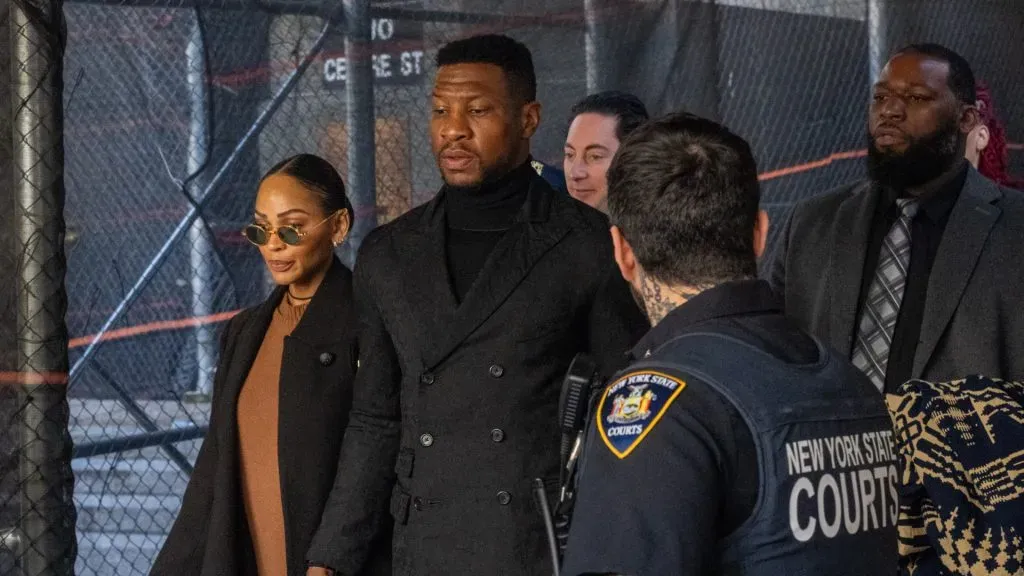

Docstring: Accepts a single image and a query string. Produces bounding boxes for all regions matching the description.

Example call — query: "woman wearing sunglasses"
[152,154,390,576]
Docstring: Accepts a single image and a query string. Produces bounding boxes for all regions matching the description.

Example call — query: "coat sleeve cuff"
[305,561,337,574]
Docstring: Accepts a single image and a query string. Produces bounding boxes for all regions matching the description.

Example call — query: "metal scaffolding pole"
[186,13,216,398]
[868,0,888,84]
[584,0,600,93]
[11,0,76,571]
[341,0,376,266]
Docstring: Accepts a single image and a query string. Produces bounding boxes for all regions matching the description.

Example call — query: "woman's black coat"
[151,260,390,576]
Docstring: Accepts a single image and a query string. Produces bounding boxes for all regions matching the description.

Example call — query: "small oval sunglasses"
[242,210,342,247]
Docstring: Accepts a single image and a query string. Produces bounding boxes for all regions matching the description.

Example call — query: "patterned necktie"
[851,198,920,391]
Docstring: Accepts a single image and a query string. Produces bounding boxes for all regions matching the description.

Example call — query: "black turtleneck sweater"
[444,160,534,302]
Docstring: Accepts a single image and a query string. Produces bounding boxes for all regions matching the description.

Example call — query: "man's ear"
[753,209,769,259]
[975,124,991,152]
[611,225,638,284]
[521,101,541,139]
[960,104,981,135]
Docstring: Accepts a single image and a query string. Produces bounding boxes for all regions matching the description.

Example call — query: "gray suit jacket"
[767,167,1024,383]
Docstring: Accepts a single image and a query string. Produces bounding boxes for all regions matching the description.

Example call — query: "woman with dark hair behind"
[966,81,1024,189]
[151,154,390,576]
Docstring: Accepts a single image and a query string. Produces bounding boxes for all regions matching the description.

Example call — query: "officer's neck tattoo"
[638,273,708,325]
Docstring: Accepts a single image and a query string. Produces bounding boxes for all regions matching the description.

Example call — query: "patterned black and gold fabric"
[886,375,1024,576]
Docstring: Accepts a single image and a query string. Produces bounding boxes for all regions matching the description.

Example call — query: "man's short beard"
[441,134,523,193]
[867,116,962,190]
[443,159,514,193]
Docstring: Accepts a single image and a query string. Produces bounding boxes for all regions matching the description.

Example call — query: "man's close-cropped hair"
[436,34,537,103]
[569,91,650,141]
[607,112,761,287]
[895,43,976,105]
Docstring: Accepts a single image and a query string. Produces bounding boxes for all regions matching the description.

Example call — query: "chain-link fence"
[0,0,1022,574]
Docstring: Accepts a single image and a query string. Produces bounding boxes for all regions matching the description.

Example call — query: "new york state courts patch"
[598,370,687,459]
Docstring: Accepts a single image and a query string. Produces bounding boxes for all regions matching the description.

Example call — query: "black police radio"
[556,354,601,506]
[533,353,605,576]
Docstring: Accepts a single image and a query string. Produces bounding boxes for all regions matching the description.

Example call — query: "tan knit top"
[237,294,308,575]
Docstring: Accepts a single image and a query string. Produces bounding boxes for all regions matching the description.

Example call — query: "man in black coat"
[306,34,648,576]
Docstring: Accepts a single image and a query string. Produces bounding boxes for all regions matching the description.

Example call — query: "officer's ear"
[611,225,639,284]
[753,209,769,259]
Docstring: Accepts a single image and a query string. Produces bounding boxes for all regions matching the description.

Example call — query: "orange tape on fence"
[1,310,243,386]
[759,149,868,181]
[67,309,242,349]
[0,371,69,385]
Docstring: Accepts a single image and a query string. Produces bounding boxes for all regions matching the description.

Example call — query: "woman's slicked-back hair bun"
[262,154,354,224]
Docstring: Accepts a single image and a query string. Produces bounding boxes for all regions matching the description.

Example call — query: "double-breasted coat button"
[420,372,435,385]
[319,352,335,366]
[496,491,512,505]
[489,364,505,378]
[490,428,505,443]
[413,497,424,511]
[419,433,434,447]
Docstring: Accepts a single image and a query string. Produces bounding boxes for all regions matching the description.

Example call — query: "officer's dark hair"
[569,91,649,142]
[894,43,976,105]
[262,154,354,225]
[436,34,536,103]
[607,112,760,286]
